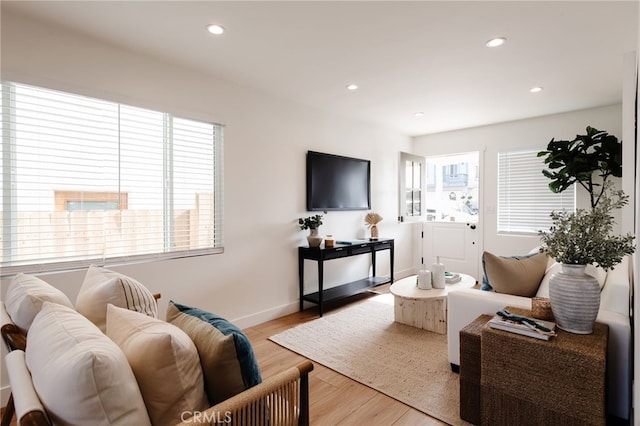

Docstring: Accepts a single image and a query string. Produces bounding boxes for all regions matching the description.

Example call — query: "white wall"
[0,10,415,404]
[412,104,628,259]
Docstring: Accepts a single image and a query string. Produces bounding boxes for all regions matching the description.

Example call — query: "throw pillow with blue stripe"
[166,301,262,405]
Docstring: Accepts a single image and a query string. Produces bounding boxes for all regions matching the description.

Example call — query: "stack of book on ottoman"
[488,308,556,340]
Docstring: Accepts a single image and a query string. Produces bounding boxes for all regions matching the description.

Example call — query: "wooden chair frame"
[2,296,314,426]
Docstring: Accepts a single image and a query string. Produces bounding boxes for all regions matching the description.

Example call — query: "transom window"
[1,81,224,275]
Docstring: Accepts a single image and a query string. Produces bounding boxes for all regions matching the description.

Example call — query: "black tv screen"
[306,151,371,211]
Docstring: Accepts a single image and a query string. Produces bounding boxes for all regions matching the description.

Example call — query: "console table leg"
[298,249,304,312]
[318,260,324,317]
[371,248,377,278]
[390,242,394,282]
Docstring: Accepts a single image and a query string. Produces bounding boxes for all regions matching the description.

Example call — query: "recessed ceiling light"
[207,24,225,35]
[346,84,359,91]
[530,86,543,93]
[414,112,425,117]
[485,37,506,48]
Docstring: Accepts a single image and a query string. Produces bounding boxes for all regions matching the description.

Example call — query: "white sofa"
[447,255,632,420]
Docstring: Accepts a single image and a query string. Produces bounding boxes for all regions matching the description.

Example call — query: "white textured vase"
[307,228,323,247]
[417,266,432,290]
[431,256,445,289]
[549,264,600,334]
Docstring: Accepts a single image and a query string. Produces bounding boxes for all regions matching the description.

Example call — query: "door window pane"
[399,152,426,222]
[425,152,479,223]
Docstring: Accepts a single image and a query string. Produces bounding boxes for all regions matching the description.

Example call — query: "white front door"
[422,221,480,280]
[421,151,481,280]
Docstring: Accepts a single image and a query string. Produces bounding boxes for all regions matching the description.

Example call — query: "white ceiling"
[4,1,638,136]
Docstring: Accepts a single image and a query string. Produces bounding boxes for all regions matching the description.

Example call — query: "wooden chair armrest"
[2,323,26,352]
[1,302,26,352]
[15,411,50,426]
[176,361,313,426]
[5,351,50,426]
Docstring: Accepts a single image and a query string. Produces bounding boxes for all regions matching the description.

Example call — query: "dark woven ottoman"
[459,314,492,425]
[480,307,608,426]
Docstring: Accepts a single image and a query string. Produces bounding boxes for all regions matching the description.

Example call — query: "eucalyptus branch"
[298,212,327,230]
[539,188,634,270]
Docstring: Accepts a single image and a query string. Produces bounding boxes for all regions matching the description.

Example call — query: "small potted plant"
[298,212,326,247]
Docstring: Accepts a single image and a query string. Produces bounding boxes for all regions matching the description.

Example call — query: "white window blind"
[1,81,224,275]
[497,150,574,234]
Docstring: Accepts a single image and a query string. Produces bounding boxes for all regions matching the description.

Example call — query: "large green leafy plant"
[538,127,635,269]
[537,126,622,209]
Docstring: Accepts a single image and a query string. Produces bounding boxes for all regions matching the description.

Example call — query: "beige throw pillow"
[5,273,74,332]
[483,251,548,297]
[26,302,151,426]
[75,265,158,332]
[106,304,208,426]
[166,301,262,405]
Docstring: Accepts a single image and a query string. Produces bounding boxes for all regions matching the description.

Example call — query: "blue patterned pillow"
[166,301,262,405]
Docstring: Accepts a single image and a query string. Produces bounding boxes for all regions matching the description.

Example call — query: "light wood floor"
[244,290,449,425]
[1,290,449,426]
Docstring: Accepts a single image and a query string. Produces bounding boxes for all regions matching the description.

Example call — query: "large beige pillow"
[25,302,151,425]
[106,304,208,426]
[483,251,548,297]
[5,273,74,332]
[75,265,158,332]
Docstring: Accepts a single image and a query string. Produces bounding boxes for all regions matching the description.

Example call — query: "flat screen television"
[306,151,371,211]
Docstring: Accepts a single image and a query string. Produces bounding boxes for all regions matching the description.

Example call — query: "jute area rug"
[269,293,469,426]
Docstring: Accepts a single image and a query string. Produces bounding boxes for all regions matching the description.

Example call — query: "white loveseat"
[447,254,632,420]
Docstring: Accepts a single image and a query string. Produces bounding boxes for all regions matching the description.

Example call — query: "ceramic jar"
[307,229,323,247]
[549,264,600,334]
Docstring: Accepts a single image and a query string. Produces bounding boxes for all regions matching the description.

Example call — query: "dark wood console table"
[298,238,394,316]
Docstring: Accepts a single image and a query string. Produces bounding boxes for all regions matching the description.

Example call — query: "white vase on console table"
[307,229,323,247]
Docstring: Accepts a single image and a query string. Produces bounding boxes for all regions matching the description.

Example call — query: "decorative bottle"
[432,256,446,289]
[417,264,432,290]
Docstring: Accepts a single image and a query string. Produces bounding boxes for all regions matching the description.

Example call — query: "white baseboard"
[232,270,414,330]
[232,301,300,330]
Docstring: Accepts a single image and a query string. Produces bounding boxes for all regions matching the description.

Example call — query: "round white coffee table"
[390,273,476,334]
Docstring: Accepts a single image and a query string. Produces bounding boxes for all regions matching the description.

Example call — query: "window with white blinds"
[497,150,574,234]
[1,81,224,275]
